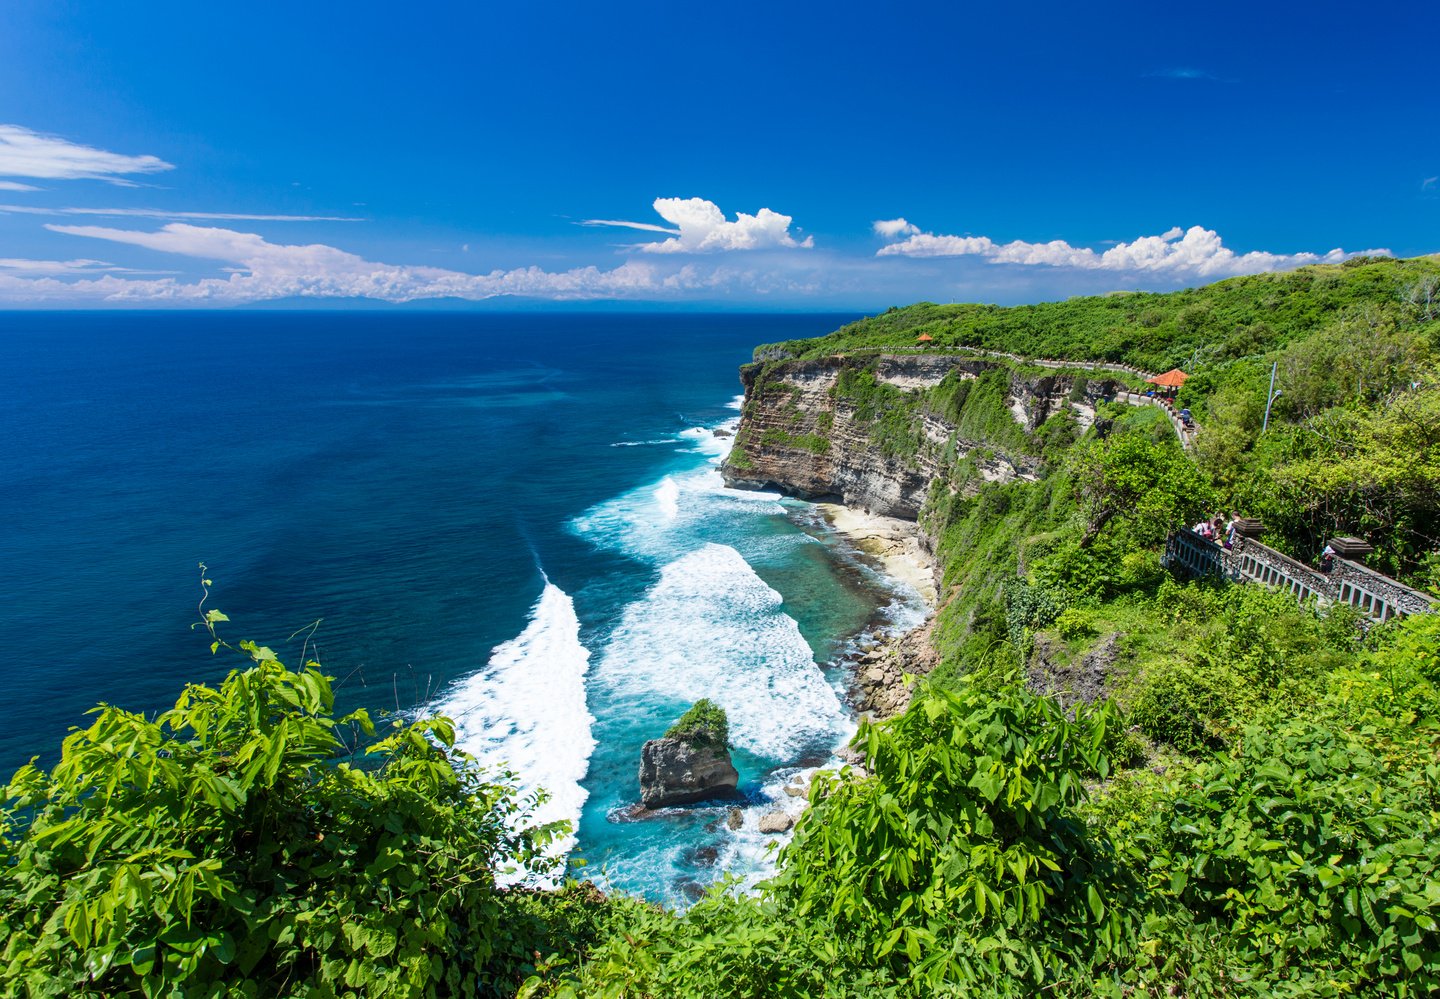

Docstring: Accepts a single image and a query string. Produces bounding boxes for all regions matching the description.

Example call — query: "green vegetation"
[1072,429,1212,548]
[726,444,755,471]
[829,363,1038,468]
[754,255,1440,374]
[0,587,587,998]
[5,260,1440,997]
[759,428,830,454]
[663,699,730,749]
[831,367,926,460]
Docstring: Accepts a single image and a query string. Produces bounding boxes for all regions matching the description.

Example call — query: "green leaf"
[1087,885,1106,922]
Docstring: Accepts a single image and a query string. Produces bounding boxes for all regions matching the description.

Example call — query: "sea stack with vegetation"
[3,256,1439,997]
[637,699,740,809]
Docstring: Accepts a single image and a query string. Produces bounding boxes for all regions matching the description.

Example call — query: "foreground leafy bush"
[0,620,564,998]
[771,681,1131,993]
[552,682,1136,997]
[1129,718,1440,996]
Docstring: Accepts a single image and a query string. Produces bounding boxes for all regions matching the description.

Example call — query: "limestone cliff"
[722,353,1120,522]
[721,351,1128,719]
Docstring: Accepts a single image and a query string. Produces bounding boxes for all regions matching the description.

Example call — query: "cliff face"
[722,354,1116,522]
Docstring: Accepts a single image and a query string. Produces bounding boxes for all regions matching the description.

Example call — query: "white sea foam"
[432,582,595,883]
[654,476,680,520]
[726,394,745,411]
[716,764,832,892]
[571,422,781,563]
[594,543,851,760]
[679,416,739,459]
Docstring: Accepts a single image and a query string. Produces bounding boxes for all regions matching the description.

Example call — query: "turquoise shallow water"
[0,310,920,901]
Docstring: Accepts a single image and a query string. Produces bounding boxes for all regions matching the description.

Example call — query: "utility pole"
[1262,360,1282,433]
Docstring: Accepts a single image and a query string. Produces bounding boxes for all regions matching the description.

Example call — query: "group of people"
[1192,512,1242,550]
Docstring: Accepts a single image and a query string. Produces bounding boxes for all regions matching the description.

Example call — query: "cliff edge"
[721,352,1119,521]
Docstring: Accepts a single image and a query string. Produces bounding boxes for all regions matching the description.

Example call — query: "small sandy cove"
[815,503,937,608]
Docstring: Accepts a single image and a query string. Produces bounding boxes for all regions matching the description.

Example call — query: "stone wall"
[1165,529,1436,621]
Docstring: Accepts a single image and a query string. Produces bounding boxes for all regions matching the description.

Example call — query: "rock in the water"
[782,783,806,798]
[638,737,739,809]
[758,811,794,834]
[726,808,744,830]
[683,845,720,868]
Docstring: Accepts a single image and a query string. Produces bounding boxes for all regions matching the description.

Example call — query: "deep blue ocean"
[0,311,923,901]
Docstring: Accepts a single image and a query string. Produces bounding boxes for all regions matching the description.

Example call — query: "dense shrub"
[552,683,1135,997]
[663,699,730,749]
[1144,719,1440,995]
[0,611,564,998]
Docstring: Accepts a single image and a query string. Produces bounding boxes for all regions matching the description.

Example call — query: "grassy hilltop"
[757,254,1440,373]
[3,257,1439,998]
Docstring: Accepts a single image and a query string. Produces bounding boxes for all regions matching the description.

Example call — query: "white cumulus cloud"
[0,223,740,304]
[872,218,920,239]
[876,222,1388,279]
[585,197,813,253]
[0,125,174,184]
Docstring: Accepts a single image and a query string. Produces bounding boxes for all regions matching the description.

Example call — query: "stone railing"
[1164,529,1436,621]
[1163,527,1227,579]
[1327,555,1438,622]
[1228,537,1334,608]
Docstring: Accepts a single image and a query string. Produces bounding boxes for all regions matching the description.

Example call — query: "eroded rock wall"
[723,355,1115,521]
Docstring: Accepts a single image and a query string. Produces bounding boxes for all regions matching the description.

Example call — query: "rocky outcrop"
[722,354,1119,521]
[638,737,739,808]
[758,811,795,834]
[1026,632,1123,710]
[848,619,941,718]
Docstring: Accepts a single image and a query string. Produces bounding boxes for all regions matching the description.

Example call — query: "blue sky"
[0,0,1434,309]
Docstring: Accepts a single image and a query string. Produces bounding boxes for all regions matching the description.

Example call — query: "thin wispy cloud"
[1145,67,1218,81]
[579,218,680,235]
[0,257,142,276]
[876,222,1389,279]
[0,180,41,192]
[0,124,173,184]
[585,197,813,253]
[0,204,364,222]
